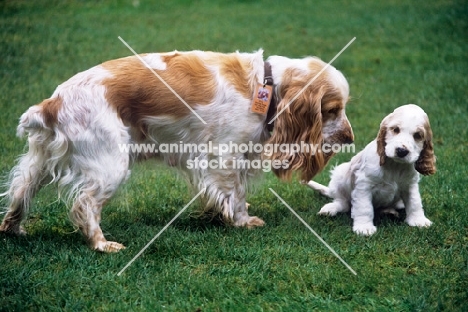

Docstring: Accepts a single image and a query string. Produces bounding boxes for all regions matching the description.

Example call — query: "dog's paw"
[405,215,432,228]
[353,223,377,236]
[318,203,340,216]
[0,222,27,235]
[93,241,126,253]
[246,216,265,229]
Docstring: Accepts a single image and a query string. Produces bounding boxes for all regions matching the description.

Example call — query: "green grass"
[1,0,467,310]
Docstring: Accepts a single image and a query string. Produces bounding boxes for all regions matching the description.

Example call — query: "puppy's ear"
[376,118,388,166]
[415,116,436,175]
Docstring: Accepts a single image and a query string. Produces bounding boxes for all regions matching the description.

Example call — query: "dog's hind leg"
[0,155,45,235]
[318,199,350,216]
[71,189,126,253]
[0,130,51,235]
[68,143,130,253]
[306,180,332,197]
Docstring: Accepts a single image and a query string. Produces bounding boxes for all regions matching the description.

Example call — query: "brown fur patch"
[161,52,181,64]
[209,53,254,99]
[266,59,352,181]
[377,125,387,166]
[101,53,217,131]
[39,97,63,127]
[415,116,436,175]
[266,66,328,181]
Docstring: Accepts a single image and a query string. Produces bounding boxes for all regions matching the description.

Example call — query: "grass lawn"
[1,0,467,311]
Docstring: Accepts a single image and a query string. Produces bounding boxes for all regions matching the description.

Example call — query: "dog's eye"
[413,132,423,141]
[327,108,339,115]
[392,127,400,134]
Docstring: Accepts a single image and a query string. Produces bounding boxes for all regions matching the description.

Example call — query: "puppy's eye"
[413,132,423,140]
[392,127,400,134]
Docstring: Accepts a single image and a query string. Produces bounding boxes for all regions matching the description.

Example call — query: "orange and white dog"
[1,50,353,252]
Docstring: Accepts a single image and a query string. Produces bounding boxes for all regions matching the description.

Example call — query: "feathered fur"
[1,50,353,252]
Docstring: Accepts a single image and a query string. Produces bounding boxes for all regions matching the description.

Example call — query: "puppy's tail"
[306,180,332,198]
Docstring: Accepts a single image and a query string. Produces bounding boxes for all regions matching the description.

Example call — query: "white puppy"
[307,104,436,235]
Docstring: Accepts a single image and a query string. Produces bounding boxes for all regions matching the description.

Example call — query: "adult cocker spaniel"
[307,104,436,235]
[1,50,353,252]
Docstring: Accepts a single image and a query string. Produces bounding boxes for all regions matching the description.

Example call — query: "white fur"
[1,50,352,252]
[308,104,434,236]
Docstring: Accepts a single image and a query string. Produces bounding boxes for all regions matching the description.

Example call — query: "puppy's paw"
[406,215,432,228]
[353,223,377,236]
[318,203,341,216]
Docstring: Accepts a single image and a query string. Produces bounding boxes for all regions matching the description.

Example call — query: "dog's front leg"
[402,183,432,227]
[196,154,265,228]
[227,179,264,228]
[350,186,377,236]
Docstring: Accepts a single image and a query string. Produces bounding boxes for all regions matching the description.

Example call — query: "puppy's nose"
[396,147,409,158]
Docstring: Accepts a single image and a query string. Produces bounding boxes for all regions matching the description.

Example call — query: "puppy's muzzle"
[396,147,409,158]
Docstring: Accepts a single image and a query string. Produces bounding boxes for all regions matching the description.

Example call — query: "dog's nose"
[343,136,354,144]
[396,147,409,158]
[342,125,354,144]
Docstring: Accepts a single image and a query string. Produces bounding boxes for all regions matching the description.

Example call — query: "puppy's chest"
[370,173,411,208]
[371,182,401,207]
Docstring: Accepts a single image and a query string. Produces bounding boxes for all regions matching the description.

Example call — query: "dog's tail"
[306,180,332,198]
[17,97,60,135]
[6,97,69,183]
[16,98,69,182]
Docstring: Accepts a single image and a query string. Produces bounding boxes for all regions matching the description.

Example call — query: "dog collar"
[264,61,277,132]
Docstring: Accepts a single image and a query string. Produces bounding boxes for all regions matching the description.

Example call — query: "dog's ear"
[265,69,327,181]
[376,118,388,166]
[415,116,436,175]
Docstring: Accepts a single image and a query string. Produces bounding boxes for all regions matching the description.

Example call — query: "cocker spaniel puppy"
[307,104,436,235]
[0,50,354,252]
